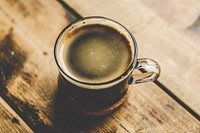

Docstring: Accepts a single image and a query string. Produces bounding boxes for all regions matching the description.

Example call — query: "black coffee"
[62,24,132,83]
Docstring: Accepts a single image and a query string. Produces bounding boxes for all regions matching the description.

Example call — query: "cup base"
[64,88,130,116]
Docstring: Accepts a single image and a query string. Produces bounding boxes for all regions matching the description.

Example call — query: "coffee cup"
[54,16,160,115]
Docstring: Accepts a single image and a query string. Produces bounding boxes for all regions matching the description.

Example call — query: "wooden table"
[0,0,200,132]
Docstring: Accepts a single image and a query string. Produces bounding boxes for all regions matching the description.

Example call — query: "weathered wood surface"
[0,97,33,133]
[0,0,75,131]
[64,0,200,115]
[0,0,199,132]
[141,0,200,30]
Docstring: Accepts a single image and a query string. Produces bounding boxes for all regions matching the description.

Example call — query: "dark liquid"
[63,24,132,83]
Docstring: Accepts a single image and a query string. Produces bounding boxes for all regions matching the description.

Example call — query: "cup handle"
[129,58,160,84]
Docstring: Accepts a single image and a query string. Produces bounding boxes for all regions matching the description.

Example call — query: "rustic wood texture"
[0,0,75,131]
[64,0,200,115]
[0,0,199,132]
[0,97,33,133]
[141,0,200,30]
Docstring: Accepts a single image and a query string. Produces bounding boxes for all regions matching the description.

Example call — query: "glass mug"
[54,16,160,115]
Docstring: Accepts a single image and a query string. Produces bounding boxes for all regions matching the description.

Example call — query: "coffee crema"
[61,24,133,83]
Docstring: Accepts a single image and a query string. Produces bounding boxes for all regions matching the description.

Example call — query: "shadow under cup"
[54,17,160,115]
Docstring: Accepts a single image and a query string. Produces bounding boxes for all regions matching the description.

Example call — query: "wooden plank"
[0,0,199,132]
[0,97,33,133]
[140,0,200,30]
[140,0,200,53]
[64,0,200,115]
[52,82,200,132]
[0,0,76,131]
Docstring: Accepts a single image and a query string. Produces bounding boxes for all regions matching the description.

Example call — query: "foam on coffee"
[61,24,133,83]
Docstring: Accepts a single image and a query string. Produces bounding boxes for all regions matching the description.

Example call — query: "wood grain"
[0,0,76,131]
[0,0,199,132]
[64,0,200,115]
[0,97,33,133]
[140,0,200,30]
[140,0,200,47]
[52,81,200,132]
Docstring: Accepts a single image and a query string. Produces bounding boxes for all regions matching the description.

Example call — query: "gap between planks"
[0,96,33,133]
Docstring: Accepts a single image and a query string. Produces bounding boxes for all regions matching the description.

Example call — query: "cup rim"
[54,16,138,86]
